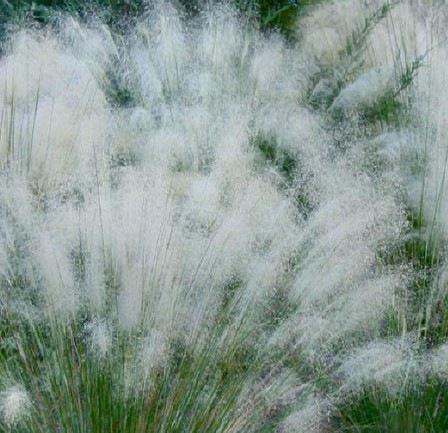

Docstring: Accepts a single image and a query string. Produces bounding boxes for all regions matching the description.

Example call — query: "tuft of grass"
[1,1,448,433]
[333,380,448,433]
[0,309,299,433]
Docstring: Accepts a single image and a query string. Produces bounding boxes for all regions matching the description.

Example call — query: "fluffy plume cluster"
[336,338,420,395]
[0,386,30,427]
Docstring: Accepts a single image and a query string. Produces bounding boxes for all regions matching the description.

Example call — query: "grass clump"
[1,1,448,433]
[333,380,448,433]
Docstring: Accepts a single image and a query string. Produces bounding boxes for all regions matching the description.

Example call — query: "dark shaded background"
[0,0,322,40]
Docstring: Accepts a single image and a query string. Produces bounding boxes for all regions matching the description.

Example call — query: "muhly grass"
[1,0,448,432]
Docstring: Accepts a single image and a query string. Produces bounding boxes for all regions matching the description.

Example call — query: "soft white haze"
[1,1,448,431]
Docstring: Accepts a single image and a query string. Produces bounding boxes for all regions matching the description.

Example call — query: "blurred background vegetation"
[0,0,322,40]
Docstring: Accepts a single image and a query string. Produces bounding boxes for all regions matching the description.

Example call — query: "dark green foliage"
[253,135,296,183]
[252,134,315,216]
[220,276,244,314]
[262,287,295,329]
[0,0,304,39]
[360,93,405,126]
[0,0,145,26]
[379,210,445,341]
[105,78,135,108]
[244,0,299,37]
[333,380,448,433]
[427,293,448,347]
